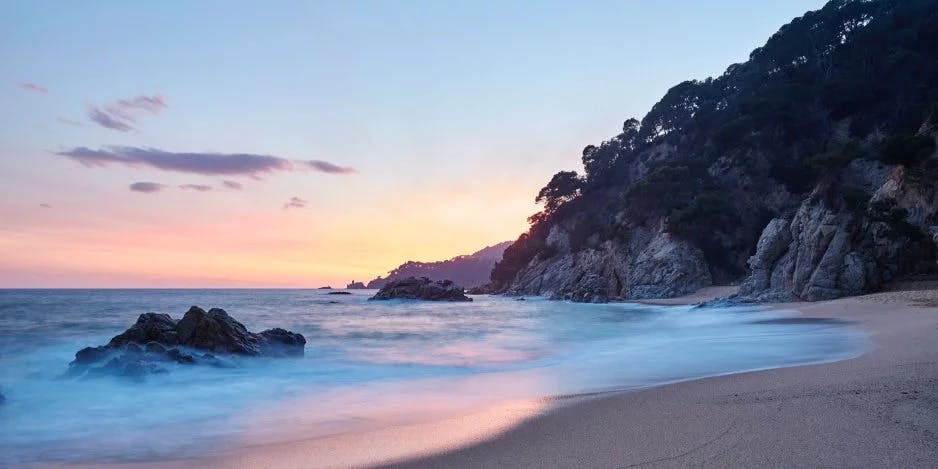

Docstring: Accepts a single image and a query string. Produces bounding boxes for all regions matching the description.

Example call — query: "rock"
[369,277,472,302]
[738,172,938,302]
[68,306,306,380]
[318,286,332,289]
[74,345,111,365]
[258,328,307,357]
[327,291,352,295]
[346,281,367,289]
[466,284,492,295]
[503,225,711,302]
[176,307,260,355]
[0,390,5,405]
[145,341,166,354]
[108,313,178,347]
[628,232,712,300]
[165,348,196,364]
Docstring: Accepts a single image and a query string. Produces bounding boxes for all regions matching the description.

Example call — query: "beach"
[59,284,937,469]
[394,285,938,468]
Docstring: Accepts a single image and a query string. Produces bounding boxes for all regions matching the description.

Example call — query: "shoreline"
[47,286,938,468]
[392,286,938,468]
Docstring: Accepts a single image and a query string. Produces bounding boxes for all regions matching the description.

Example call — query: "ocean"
[0,289,865,465]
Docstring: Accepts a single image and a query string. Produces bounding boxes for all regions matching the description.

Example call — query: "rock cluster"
[346,281,367,289]
[369,277,472,302]
[69,306,305,380]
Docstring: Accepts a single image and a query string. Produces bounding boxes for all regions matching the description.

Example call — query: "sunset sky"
[0,0,822,287]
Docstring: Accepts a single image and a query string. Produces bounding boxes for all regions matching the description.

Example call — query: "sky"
[0,0,825,288]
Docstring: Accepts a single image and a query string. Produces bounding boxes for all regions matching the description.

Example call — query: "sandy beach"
[393,285,938,468]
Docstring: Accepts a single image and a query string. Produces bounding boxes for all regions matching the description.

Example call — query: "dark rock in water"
[369,277,472,302]
[466,284,492,295]
[515,297,526,301]
[165,348,196,364]
[346,281,367,289]
[176,307,260,355]
[0,390,5,405]
[327,291,352,295]
[108,313,178,347]
[68,306,306,380]
[318,286,332,289]
[258,328,307,357]
[145,341,166,354]
[74,345,110,365]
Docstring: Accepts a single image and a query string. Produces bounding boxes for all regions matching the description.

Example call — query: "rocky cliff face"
[490,0,938,302]
[506,225,711,302]
[740,166,938,301]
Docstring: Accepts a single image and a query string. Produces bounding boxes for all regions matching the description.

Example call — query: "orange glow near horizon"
[0,173,537,288]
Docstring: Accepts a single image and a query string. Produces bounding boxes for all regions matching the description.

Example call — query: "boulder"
[68,306,306,380]
[346,281,367,289]
[369,277,472,301]
[108,313,178,347]
[176,307,260,355]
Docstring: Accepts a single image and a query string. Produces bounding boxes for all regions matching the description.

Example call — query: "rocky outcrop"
[69,306,306,380]
[369,277,472,301]
[346,281,366,289]
[739,170,938,302]
[505,226,711,302]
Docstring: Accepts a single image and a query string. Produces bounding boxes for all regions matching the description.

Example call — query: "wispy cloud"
[283,196,307,209]
[179,184,213,192]
[56,146,355,178]
[87,94,166,132]
[39,203,52,209]
[19,82,48,94]
[129,182,166,193]
[58,146,291,177]
[88,107,134,131]
[57,117,83,127]
[304,160,356,174]
[221,180,243,190]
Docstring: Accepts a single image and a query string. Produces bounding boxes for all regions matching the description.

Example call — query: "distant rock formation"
[367,241,510,289]
[68,306,306,380]
[318,286,332,289]
[369,277,472,302]
[346,281,366,289]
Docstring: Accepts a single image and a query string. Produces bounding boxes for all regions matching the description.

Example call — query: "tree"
[535,171,581,214]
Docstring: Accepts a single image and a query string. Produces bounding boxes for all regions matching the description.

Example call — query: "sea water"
[0,289,865,465]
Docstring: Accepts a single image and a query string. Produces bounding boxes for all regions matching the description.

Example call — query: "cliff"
[491,0,938,302]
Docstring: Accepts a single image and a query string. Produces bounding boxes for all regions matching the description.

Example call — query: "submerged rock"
[327,291,352,295]
[0,390,5,405]
[68,306,306,380]
[369,277,472,302]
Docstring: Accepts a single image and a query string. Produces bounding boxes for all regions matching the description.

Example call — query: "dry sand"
[62,286,938,468]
